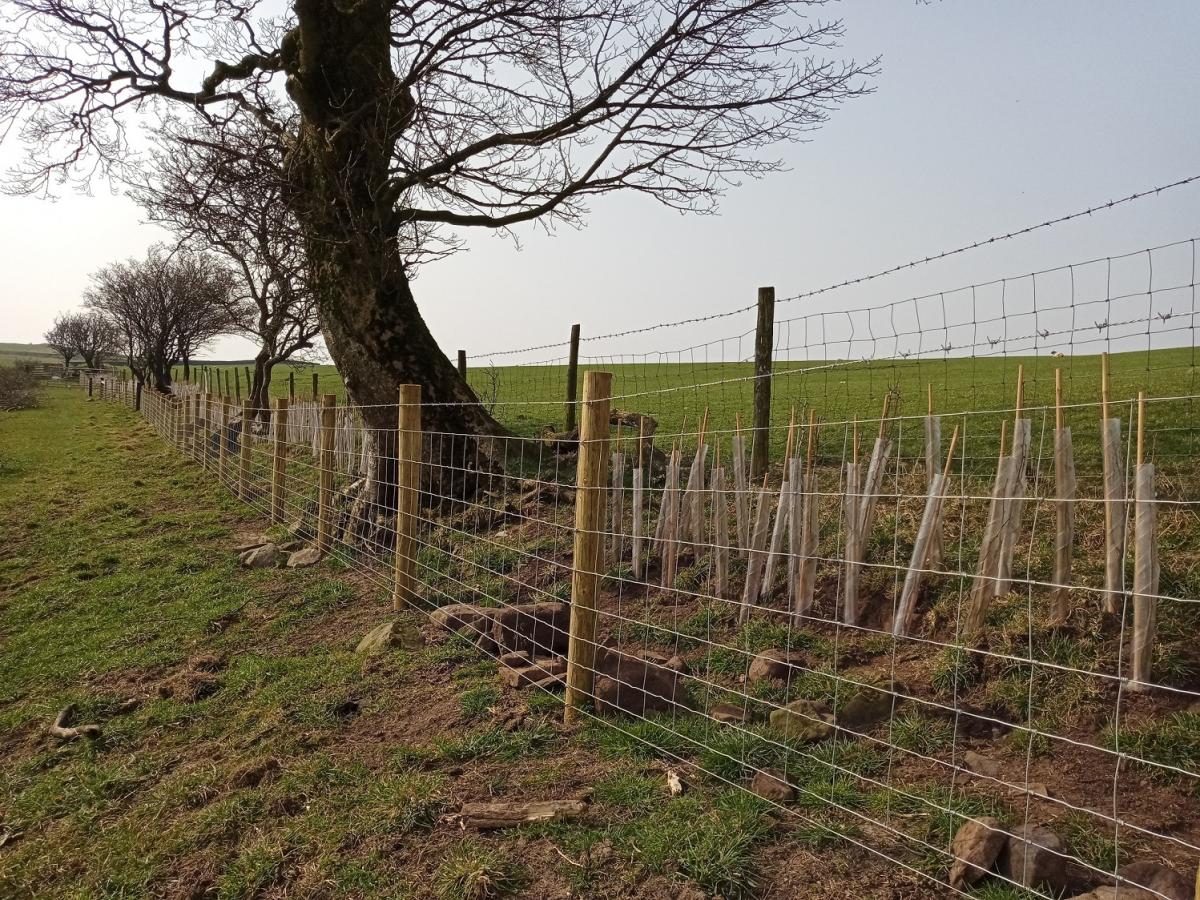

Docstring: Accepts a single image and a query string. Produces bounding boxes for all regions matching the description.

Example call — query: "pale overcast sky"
[1,1,1197,363]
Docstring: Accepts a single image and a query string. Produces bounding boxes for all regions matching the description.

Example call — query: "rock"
[286,546,322,568]
[239,543,281,569]
[491,602,569,657]
[498,651,531,668]
[591,647,687,716]
[748,649,805,682]
[528,674,566,692]
[769,699,835,742]
[355,621,424,654]
[836,679,905,730]
[710,702,752,724]
[500,657,567,689]
[277,540,304,552]
[963,750,1002,778]
[429,603,493,636]
[998,824,1070,894]
[1114,861,1191,900]
[948,816,1007,889]
[749,768,795,803]
[233,533,272,551]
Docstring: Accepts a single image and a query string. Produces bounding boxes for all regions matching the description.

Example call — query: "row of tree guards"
[92,342,1164,722]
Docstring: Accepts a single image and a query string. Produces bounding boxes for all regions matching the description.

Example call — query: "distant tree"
[132,116,321,417]
[43,316,77,370]
[62,311,119,371]
[85,248,237,392]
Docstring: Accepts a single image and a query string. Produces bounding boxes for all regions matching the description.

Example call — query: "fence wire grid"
[82,231,1200,900]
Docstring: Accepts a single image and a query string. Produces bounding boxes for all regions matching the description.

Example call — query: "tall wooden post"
[135,381,143,412]
[316,395,337,553]
[312,372,319,400]
[219,395,231,484]
[564,371,613,725]
[239,399,253,499]
[1130,392,1158,690]
[564,323,581,433]
[189,393,201,461]
[751,287,774,478]
[457,350,467,379]
[271,398,289,523]
[234,366,242,401]
[244,366,252,396]
[87,377,93,398]
[393,385,423,608]
[288,371,295,401]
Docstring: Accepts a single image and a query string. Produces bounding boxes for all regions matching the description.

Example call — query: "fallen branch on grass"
[47,704,101,741]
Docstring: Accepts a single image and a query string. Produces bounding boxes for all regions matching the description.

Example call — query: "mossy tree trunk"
[283,0,502,515]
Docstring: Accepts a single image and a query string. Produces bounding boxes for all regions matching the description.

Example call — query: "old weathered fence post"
[751,286,774,479]
[312,372,319,401]
[87,376,93,398]
[457,350,467,379]
[316,394,337,553]
[288,371,295,401]
[134,381,142,412]
[564,371,612,726]
[234,367,242,401]
[219,395,231,484]
[271,398,289,524]
[564,323,581,433]
[239,399,253,500]
[393,384,423,609]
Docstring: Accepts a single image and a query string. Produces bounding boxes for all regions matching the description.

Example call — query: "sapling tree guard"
[2,0,874,504]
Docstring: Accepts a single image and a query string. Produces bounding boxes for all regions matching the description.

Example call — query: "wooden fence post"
[271,398,289,523]
[564,371,612,726]
[751,286,774,478]
[316,394,337,553]
[312,372,319,400]
[1130,392,1158,690]
[219,395,231,484]
[239,399,253,500]
[234,366,241,400]
[564,323,581,433]
[87,377,93,398]
[457,350,467,379]
[135,381,143,412]
[289,371,295,401]
[393,385,422,609]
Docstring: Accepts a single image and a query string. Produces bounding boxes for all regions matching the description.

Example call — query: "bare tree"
[85,248,237,392]
[43,316,78,370]
[63,311,119,371]
[1,1,873,426]
[131,116,321,416]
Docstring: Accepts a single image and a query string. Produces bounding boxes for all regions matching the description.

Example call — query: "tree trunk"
[250,353,274,422]
[284,0,505,517]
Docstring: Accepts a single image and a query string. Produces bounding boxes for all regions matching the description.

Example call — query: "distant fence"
[83,234,1200,899]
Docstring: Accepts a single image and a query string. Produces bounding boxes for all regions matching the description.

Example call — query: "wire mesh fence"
[80,233,1200,900]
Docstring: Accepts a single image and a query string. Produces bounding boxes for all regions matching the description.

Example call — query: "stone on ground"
[998,824,1070,894]
[836,679,906,729]
[948,816,1006,889]
[239,543,281,568]
[591,647,687,716]
[750,768,796,803]
[286,546,322,568]
[768,699,834,742]
[748,649,805,682]
[710,702,752,724]
[355,621,424,655]
[1112,861,1191,900]
[233,533,272,551]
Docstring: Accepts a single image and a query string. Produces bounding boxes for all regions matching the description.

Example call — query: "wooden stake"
[565,371,612,725]
[631,417,647,579]
[271,398,289,524]
[751,286,775,479]
[732,413,750,555]
[239,400,252,500]
[394,385,422,608]
[219,395,230,485]
[316,395,336,549]
[564,323,581,433]
[712,444,730,598]
[740,474,773,622]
